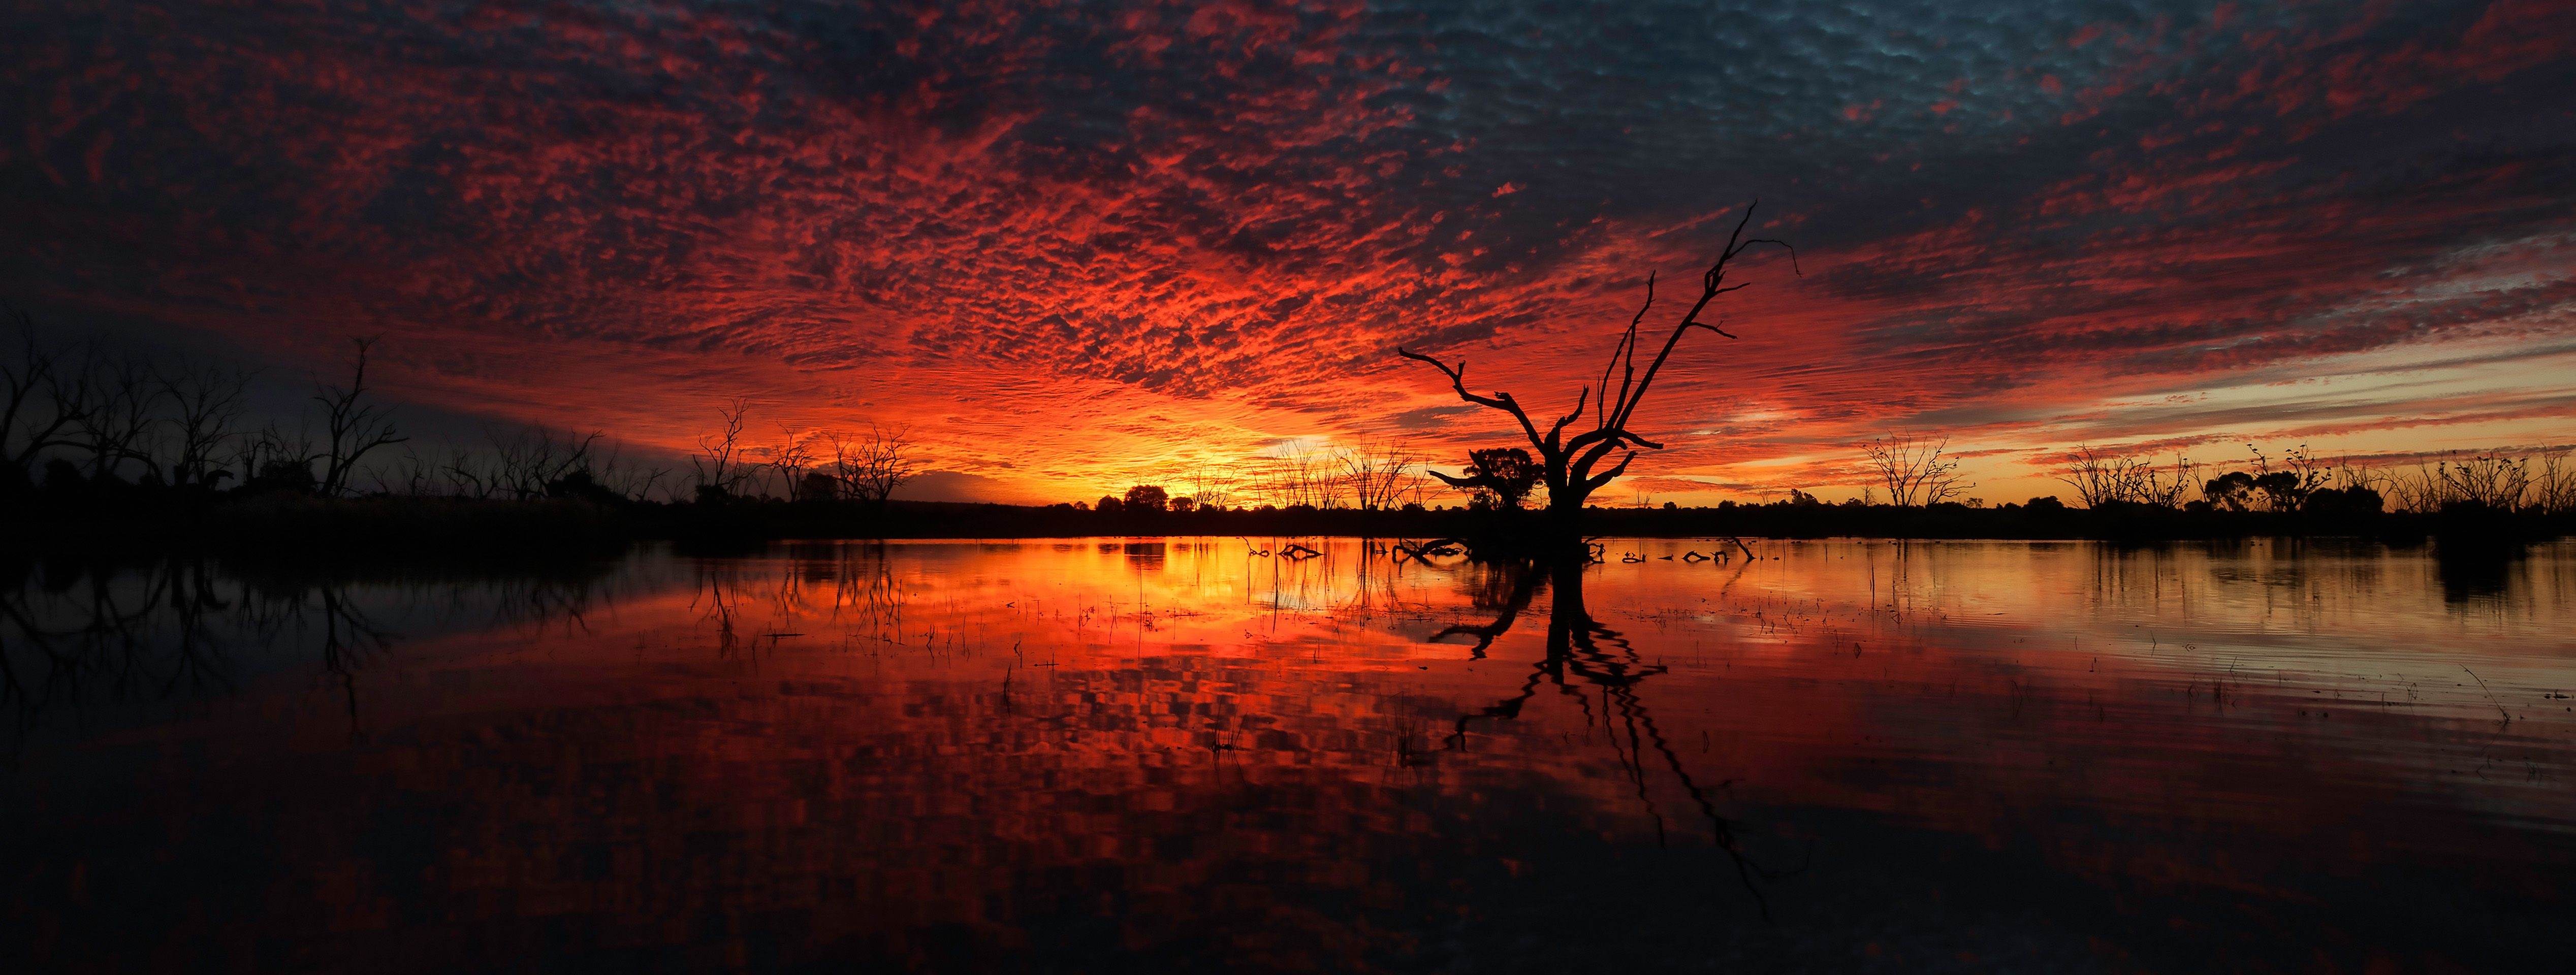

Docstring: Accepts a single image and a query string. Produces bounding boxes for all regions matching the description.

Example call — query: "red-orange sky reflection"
[7,539,2570,969]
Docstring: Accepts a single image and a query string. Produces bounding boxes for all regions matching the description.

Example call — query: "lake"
[6,538,2572,972]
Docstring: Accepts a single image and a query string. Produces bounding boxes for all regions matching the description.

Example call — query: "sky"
[6,0,2573,505]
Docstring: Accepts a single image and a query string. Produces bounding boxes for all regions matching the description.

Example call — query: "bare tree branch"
[314,338,406,497]
[832,422,918,507]
[691,399,753,501]
[1862,433,1971,507]
[1399,202,1796,522]
[2,307,97,488]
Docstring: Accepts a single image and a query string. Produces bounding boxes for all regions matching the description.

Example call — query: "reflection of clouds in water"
[5,538,2573,970]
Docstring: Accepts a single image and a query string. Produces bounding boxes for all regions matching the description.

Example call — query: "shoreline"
[11,494,2568,558]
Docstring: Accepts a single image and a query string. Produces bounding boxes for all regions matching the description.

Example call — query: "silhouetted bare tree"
[2058,445,2195,509]
[374,447,438,496]
[1400,203,1795,531]
[486,426,606,500]
[691,399,753,501]
[1249,439,1342,508]
[1183,464,1238,510]
[766,425,821,501]
[313,339,406,496]
[2432,454,2531,510]
[1336,440,1422,510]
[2,310,93,490]
[73,350,163,482]
[161,364,249,491]
[831,422,917,507]
[2534,450,2576,515]
[1862,433,1970,507]
[235,423,316,493]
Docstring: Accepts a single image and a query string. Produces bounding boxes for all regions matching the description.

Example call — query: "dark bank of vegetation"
[13,445,2576,562]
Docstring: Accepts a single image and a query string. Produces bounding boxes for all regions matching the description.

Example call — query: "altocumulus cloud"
[4,0,2571,500]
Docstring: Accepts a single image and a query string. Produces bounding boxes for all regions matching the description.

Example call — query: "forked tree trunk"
[1399,203,1795,537]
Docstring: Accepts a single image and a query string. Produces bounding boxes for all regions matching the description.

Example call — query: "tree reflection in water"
[0,555,632,758]
[1430,550,1804,917]
[5,540,2572,972]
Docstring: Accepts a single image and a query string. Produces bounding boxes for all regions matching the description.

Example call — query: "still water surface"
[6,538,2573,972]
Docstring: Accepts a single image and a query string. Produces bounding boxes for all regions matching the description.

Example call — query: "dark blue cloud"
[2,0,2569,491]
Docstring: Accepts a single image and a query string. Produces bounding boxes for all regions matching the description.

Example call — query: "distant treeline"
[15,490,2572,561]
[9,314,2572,556]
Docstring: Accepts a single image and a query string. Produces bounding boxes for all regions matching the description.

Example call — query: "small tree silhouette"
[830,422,918,508]
[2,308,94,491]
[1335,441,1423,510]
[314,339,406,496]
[797,471,841,503]
[73,351,161,483]
[691,399,753,502]
[766,425,819,501]
[162,364,249,491]
[1434,447,1543,511]
[1123,484,1170,512]
[1400,203,1794,530]
[2059,445,2196,509]
[1861,433,1970,507]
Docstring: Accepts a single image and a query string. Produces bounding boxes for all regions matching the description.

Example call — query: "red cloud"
[4,0,2571,503]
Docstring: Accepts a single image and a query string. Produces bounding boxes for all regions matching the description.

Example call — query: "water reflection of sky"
[5,539,2571,971]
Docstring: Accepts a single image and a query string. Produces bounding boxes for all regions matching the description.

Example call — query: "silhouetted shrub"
[2304,486,2383,519]
[547,470,628,505]
[1123,485,1169,512]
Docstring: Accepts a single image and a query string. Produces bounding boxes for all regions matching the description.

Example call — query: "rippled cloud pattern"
[6,0,2572,499]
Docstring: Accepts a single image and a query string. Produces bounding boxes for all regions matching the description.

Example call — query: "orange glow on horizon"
[6,0,2572,504]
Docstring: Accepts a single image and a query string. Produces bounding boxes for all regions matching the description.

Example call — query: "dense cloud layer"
[6,0,2572,501]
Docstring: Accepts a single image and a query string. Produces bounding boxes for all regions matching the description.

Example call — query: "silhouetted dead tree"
[1182,464,1239,510]
[1336,440,1423,510]
[2058,445,2195,509]
[2534,450,2576,515]
[766,425,821,501]
[1248,439,1343,508]
[486,425,606,500]
[374,447,437,496]
[1401,203,1795,531]
[691,399,753,501]
[2441,454,2529,511]
[74,350,162,482]
[2,309,93,489]
[1862,433,1970,507]
[831,422,918,507]
[161,364,249,491]
[313,339,406,496]
[600,456,671,503]
[235,423,316,492]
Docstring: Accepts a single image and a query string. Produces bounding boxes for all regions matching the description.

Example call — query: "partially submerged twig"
[2462,665,2512,723]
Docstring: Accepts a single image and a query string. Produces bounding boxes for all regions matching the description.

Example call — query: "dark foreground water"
[5,538,2572,972]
